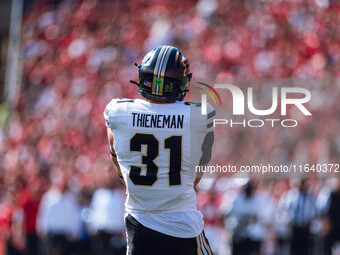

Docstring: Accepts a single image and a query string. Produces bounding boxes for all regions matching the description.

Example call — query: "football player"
[104,45,215,255]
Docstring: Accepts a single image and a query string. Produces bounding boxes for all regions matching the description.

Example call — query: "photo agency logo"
[196,81,312,128]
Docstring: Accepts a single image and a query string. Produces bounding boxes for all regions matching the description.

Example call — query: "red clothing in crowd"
[22,197,40,234]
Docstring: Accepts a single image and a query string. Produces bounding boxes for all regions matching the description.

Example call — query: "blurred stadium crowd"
[0,0,340,254]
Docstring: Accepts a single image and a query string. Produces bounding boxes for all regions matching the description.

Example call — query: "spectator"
[21,178,43,255]
[279,179,317,255]
[317,179,340,255]
[36,171,81,255]
[0,185,25,255]
[226,180,274,255]
[74,188,92,255]
[89,174,125,255]
[273,181,291,255]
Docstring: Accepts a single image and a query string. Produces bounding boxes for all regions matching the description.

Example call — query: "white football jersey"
[104,98,214,237]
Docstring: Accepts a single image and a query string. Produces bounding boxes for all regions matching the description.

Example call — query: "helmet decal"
[141,50,155,66]
[152,46,168,94]
[158,46,174,96]
[152,45,174,96]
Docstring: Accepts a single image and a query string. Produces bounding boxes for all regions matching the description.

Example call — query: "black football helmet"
[132,45,192,103]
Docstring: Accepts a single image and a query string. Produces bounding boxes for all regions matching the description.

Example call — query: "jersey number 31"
[129,133,182,186]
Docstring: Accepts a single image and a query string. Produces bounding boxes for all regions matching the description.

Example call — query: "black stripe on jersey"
[184,102,201,107]
[207,122,213,129]
[117,99,134,103]
[207,110,216,119]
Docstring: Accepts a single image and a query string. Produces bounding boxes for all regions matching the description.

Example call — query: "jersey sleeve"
[104,99,118,129]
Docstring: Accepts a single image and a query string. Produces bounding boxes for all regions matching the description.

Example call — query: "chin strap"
[130,63,141,87]
[188,72,192,81]
[179,89,189,101]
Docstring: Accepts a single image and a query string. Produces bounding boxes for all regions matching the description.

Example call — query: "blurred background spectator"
[36,170,81,255]
[225,180,275,255]
[0,0,340,254]
[279,179,317,255]
[89,173,125,255]
[317,179,340,255]
[21,177,43,255]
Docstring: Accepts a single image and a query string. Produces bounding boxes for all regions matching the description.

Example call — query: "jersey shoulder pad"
[104,98,135,129]
[184,101,215,132]
[184,101,215,117]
